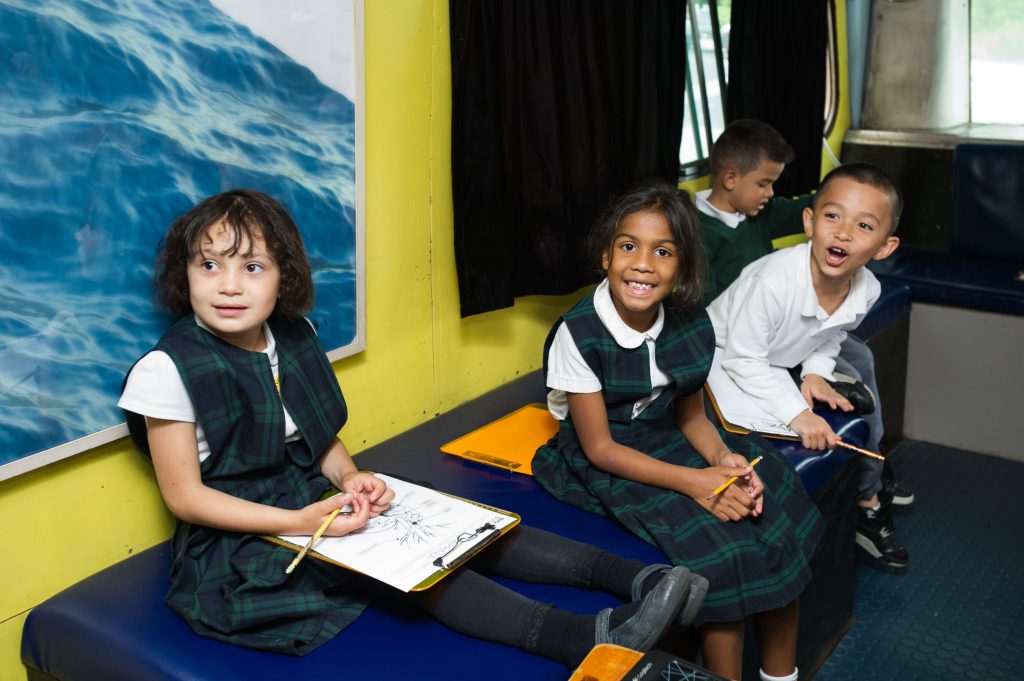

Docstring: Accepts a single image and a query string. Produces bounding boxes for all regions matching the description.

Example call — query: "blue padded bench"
[23,286,919,681]
[868,142,1024,317]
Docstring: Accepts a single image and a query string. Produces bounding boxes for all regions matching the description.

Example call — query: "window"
[678,1,839,176]
[679,0,729,176]
[970,0,1024,124]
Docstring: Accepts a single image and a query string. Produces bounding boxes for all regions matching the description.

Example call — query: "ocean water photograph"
[0,0,363,479]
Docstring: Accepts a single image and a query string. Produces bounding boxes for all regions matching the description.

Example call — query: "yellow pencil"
[707,455,763,500]
[835,438,886,461]
[285,507,348,575]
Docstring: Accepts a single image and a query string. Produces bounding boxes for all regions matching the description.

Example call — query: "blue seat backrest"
[949,142,1024,261]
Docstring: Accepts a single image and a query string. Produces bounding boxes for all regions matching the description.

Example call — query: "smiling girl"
[533,181,823,681]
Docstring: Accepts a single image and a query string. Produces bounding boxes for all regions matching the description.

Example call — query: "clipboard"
[440,403,559,475]
[268,474,520,591]
[704,353,800,441]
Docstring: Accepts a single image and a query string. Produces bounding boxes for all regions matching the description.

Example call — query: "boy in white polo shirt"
[707,162,908,569]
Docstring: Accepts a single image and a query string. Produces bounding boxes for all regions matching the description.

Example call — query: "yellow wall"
[0,1,583,677]
[0,2,852,677]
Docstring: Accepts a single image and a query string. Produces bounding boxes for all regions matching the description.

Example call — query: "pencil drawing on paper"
[355,495,455,550]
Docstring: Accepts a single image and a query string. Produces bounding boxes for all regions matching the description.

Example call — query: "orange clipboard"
[440,403,559,476]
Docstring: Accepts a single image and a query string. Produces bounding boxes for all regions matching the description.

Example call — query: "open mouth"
[825,246,849,267]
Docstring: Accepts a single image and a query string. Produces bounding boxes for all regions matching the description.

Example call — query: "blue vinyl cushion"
[23,349,886,681]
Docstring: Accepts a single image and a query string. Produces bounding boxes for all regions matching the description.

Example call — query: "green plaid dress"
[533,296,823,625]
[124,316,371,654]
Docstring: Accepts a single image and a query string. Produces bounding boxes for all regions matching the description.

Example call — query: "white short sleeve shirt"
[546,279,673,421]
[118,317,301,462]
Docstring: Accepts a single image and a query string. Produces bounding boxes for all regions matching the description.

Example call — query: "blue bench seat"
[24,283,919,681]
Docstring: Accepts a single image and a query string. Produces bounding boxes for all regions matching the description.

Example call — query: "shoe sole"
[890,495,915,507]
[855,532,908,569]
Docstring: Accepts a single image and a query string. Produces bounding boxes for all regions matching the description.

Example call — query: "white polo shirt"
[706,242,880,425]
[546,279,673,421]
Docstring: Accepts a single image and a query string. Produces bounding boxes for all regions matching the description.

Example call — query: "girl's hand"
[685,464,761,522]
[341,472,395,518]
[303,491,371,536]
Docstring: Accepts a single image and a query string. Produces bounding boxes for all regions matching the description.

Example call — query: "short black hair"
[154,189,314,319]
[815,162,903,233]
[586,180,706,309]
[710,119,795,177]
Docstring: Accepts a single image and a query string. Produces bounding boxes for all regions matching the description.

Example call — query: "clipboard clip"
[432,522,500,570]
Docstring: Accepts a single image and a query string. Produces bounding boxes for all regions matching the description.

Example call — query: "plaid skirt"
[533,414,823,626]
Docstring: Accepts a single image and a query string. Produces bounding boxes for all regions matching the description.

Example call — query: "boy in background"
[707,163,909,569]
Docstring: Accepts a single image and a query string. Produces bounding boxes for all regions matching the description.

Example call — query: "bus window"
[971,0,1024,124]
[679,0,728,176]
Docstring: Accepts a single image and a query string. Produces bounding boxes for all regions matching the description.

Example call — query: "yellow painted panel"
[0,440,174,617]
[0,612,29,681]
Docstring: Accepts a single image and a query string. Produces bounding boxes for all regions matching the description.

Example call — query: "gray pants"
[835,334,884,502]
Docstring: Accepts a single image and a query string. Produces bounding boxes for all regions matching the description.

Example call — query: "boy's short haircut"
[710,119,795,177]
[814,162,904,233]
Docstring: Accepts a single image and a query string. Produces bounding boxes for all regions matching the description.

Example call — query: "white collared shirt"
[695,188,746,229]
[546,279,673,420]
[706,242,880,425]
[118,316,301,462]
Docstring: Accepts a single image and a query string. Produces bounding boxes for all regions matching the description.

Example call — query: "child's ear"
[722,169,739,190]
[802,207,814,238]
[872,235,900,261]
[601,250,610,272]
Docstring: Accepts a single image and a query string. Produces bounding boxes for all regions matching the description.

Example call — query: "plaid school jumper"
[532,296,823,625]
[125,316,371,654]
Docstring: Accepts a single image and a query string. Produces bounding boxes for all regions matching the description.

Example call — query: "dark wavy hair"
[710,118,795,177]
[153,189,314,319]
[815,162,903,233]
[586,180,706,310]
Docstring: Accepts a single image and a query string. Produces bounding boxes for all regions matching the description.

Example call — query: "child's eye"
[245,262,265,273]
[655,247,674,258]
[824,211,839,220]
[199,260,218,271]
[858,222,875,231]
[619,242,637,252]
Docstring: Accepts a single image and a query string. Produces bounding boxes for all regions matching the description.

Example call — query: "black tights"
[376,525,649,666]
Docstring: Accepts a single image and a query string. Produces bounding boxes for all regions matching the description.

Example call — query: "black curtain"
[450,1,688,317]
[726,0,829,197]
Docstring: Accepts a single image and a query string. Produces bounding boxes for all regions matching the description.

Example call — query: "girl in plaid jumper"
[534,182,823,681]
[119,189,704,666]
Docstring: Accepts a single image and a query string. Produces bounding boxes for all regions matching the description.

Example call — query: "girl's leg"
[753,598,799,678]
[468,525,646,599]
[700,620,745,680]
[399,565,689,667]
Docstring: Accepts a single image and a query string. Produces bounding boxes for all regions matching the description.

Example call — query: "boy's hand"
[789,409,837,450]
[801,374,853,412]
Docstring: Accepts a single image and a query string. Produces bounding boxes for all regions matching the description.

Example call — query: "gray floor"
[813,440,1023,680]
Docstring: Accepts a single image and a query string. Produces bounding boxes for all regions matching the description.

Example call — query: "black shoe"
[598,565,689,650]
[856,505,908,569]
[631,564,709,630]
[827,378,876,415]
[882,475,915,507]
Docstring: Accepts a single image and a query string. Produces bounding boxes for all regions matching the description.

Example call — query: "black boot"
[856,503,908,569]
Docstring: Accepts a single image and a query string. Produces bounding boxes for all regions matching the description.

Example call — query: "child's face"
[724,158,785,216]
[187,221,281,351]
[601,210,680,332]
[802,177,899,289]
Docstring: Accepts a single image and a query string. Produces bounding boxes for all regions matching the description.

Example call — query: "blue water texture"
[0,0,358,469]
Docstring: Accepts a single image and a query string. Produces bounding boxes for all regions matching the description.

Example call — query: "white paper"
[278,474,518,592]
[706,352,799,438]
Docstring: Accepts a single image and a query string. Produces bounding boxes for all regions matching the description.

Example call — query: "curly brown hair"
[153,189,314,319]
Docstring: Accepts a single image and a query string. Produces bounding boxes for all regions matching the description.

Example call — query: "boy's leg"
[839,336,914,506]
[837,337,908,568]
